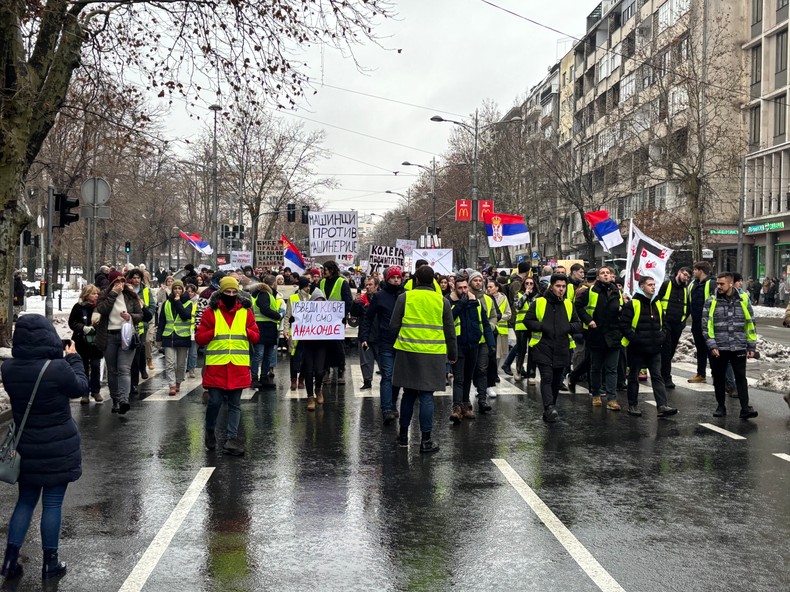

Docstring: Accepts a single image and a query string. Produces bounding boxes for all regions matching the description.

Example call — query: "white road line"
[492,459,626,592]
[240,388,256,400]
[772,453,790,463]
[672,362,757,387]
[118,467,215,592]
[144,377,203,401]
[644,400,657,407]
[699,423,747,440]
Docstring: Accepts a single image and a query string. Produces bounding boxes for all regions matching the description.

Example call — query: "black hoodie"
[360,281,405,352]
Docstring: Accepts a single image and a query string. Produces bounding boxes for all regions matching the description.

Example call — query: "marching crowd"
[2,255,790,584]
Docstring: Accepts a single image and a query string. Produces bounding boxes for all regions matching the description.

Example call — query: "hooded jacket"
[1,315,88,487]
[524,290,581,367]
[575,280,623,349]
[249,282,282,346]
[448,293,496,352]
[195,290,260,390]
[94,283,144,351]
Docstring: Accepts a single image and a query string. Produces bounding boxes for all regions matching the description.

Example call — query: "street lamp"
[209,103,222,267]
[385,189,412,239]
[401,159,436,244]
[431,111,522,267]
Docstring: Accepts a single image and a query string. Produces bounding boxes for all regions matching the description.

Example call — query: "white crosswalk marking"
[773,453,790,463]
[699,423,747,440]
[145,376,203,401]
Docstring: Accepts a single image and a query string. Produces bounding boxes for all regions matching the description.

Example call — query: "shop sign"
[709,229,738,235]
[746,221,785,233]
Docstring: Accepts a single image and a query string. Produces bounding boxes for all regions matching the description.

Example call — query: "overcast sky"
[171,0,593,218]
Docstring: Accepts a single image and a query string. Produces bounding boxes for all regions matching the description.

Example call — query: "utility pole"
[209,104,222,266]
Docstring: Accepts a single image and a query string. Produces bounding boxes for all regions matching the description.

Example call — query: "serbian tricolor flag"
[281,234,306,274]
[584,210,624,252]
[483,213,530,247]
[179,230,213,256]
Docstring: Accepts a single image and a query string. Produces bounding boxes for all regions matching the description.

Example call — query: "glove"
[82,325,92,335]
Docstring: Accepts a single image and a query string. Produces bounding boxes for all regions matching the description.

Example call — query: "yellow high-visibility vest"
[251,292,278,323]
[706,292,757,343]
[496,296,509,335]
[514,294,530,331]
[621,298,663,347]
[319,276,346,301]
[404,278,442,294]
[137,286,151,335]
[163,300,194,338]
[395,290,447,355]
[528,297,576,349]
[583,287,623,329]
[205,308,251,366]
[660,280,689,323]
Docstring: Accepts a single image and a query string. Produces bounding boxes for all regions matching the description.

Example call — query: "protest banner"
[230,250,253,267]
[623,222,673,296]
[395,239,417,257]
[367,245,405,274]
[255,240,282,267]
[308,211,358,257]
[411,249,453,275]
[291,300,346,340]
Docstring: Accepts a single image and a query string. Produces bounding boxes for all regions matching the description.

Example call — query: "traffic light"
[287,203,296,222]
[301,205,310,224]
[22,230,32,245]
[125,241,131,253]
[55,193,79,227]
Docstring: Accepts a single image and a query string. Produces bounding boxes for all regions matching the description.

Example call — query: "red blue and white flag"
[483,213,531,247]
[281,234,306,274]
[179,230,213,256]
[584,210,624,252]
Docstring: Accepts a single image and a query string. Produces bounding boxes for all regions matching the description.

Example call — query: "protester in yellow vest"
[196,276,259,455]
[391,265,457,454]
[155,280,193,397]
[485,278,511,398]
[524,274,581,423]
[284,276,312,391]
[249,278,281,389]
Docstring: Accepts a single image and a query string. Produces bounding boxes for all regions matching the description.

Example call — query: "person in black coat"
[360,266,405,424]
[12,272,25,320]
[67,284,104,403]
[249,279,281,388]
[0,315,88,581]
[620,276,678,418]
[525,274,581,423]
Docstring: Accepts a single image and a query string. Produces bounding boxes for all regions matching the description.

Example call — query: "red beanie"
[108,270,125,285]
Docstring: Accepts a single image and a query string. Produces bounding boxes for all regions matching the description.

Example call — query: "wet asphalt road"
[0,348,789,592]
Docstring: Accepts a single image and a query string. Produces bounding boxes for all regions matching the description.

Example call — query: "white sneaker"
[528,378,537,385]
[188,369,197,378]
[486,387,497,398]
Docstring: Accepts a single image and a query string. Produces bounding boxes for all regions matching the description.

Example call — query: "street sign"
[80,177,111,205]
[80,205,111,219]
[478,199,494,221]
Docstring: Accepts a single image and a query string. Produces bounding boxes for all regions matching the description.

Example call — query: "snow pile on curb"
[673,331,790,362]
[753,305,788,319]
[0,387,8,414]
[757,369,790,392]
[673,333,697,363]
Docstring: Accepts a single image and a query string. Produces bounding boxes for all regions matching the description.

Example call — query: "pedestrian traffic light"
[55,193,79,227]
[22,230,32,245]
[301,205,310,224]
[287,203,296,222]
[125,241,131,253]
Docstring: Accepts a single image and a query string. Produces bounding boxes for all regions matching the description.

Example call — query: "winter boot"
[1,543,23,579]
[41,548,66,580]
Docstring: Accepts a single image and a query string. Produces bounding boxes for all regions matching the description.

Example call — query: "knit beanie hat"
[385,266,403,280]
[468,271,483,283]
[298,276,311,289]
[108,270,125,285]
[219,276,239,292]
[171,279,184,289]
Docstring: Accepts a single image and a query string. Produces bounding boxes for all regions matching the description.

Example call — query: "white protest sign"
[308,211,358,257]
[412,249,453,275]
[624,222,674,297]
[291,300,346,340]
[396,239,417,257]
[230,250,253,267]
[367,245,405,274]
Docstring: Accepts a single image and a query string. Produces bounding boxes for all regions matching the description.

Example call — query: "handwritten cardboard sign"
[308,211,358,257]
[367,245,404,274]
[291,300,346,340]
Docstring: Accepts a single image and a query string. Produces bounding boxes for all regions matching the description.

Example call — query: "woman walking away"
[95,270,143,414]
[67,284,104,403]
[300,289,331,411]
[1,316,88,581]
[156,280,194,396]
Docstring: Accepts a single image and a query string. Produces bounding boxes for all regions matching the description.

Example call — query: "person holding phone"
[94,271,143,414]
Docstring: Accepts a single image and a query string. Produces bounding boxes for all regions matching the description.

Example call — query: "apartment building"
[743,0,790,279]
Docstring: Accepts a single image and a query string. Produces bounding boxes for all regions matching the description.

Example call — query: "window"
[658,1,672,32]
[749,106,761,145]
[674,0,690,16]
[774,95,786,137]
[611,44,622,72]
[669,87,689,116]
[623,0,636,22]
[777,30,788,73]
[753,0,763,25]
[620,73,636,103]
[779,0,788,10]
[751,45,763,84]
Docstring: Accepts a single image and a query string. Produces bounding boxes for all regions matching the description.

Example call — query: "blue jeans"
[589,346,619,400]
[378,349,399,415]
[251,343,277,381]
[205,388,243,439]
[399,389,434,434]
[187,341,198,371]
[7,483,68,550]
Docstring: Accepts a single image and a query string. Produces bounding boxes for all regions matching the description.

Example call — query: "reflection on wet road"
[1,353,788,592]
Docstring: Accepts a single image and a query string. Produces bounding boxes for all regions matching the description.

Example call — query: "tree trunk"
[0,194,33,346]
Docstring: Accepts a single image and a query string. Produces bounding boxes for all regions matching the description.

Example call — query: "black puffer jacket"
[249,283,281,346]
[1,315,88,487]
[155,294,194,348]
[524,291,582,368]
[620,293,664,355]
[68,300,103,360]
[360,281,404,352]
[575,280,623,349]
